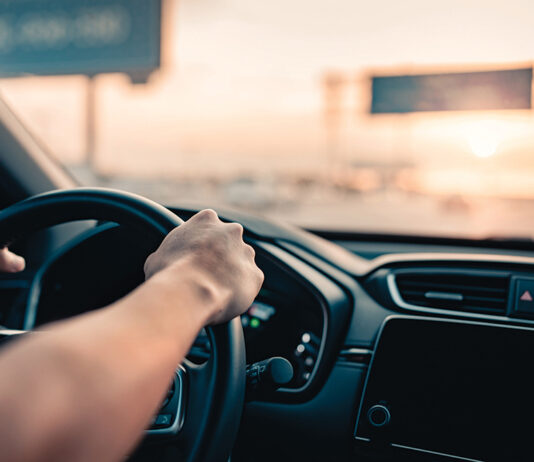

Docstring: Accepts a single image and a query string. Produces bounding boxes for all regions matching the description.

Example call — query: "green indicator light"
[250,318,260,328]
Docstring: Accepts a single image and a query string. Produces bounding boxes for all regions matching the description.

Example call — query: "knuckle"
[245,243,255,257]
[227,222,244,236]
[196,209,219,221]
[256,267,265,285]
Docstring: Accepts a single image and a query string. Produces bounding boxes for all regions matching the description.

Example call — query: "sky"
[1,0,534,197]
[173,0,534,115]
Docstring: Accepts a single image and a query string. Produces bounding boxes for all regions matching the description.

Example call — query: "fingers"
[190,210,244,238]
[193,209,262,287]
[191,210,249,249]
[0,248,25,273]
[178,207,260,271]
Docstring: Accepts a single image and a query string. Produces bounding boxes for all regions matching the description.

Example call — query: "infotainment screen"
[355,317,534,461]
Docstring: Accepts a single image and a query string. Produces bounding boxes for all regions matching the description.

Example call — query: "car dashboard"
[2,206,534,462]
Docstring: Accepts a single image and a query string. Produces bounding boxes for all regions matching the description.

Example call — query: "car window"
[1,0,533,239]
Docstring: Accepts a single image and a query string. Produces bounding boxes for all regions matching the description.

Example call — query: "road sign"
[371,68,533,114]
[0,0,162,79]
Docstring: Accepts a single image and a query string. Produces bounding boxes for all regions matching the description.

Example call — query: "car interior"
[1,1,534,462]
[2,97,534,462]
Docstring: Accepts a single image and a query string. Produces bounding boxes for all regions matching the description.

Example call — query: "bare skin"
[0,209,264,462]
[0,247,25,273]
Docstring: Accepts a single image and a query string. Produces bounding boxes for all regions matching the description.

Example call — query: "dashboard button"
[153,414,173,427]
[367,405,391,428]
[513,278,534,316]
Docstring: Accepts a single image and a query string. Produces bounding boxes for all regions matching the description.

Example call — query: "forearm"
[0,266,218,462]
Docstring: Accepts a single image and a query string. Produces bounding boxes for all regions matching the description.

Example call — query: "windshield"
[1,0,534,239]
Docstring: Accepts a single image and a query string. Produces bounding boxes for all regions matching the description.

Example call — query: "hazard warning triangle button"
[520,290,533,302]
[514,279,534,316]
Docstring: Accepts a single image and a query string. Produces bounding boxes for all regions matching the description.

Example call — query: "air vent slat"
[464,295,507,304]
[398,280,507,295]
[404,292,504,306]
[394,271,510,316]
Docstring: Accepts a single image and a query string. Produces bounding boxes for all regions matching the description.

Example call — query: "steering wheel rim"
[0,187,246,462]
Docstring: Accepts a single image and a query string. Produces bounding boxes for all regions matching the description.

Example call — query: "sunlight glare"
[464,120,502,158]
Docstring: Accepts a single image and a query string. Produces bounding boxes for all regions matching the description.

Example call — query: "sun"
[465,120,501,158]
[464,120,502,158]
[467,135,499,158]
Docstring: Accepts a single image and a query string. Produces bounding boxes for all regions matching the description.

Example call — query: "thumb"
[0,248,25,273]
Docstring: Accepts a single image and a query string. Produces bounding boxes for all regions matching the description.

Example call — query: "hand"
[0,248,25,273]
[144,209,264,324]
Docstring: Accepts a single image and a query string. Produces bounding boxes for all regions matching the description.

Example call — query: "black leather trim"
[188,321,246,462]
[0,187,183,245]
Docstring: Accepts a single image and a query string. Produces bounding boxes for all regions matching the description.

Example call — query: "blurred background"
[1,0,534,238]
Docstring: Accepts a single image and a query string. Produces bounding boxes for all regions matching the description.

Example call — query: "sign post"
[86,76,97,169]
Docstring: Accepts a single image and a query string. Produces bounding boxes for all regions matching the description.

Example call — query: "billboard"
[371,68,533,114]
[0,0,162,78]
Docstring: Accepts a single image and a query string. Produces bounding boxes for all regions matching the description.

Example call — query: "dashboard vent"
[394,272,510,316]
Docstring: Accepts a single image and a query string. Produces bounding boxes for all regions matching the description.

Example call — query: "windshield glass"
[1,0,534,239]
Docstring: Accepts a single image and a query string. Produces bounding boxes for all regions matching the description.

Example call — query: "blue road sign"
[371,68,532,114]
[0,0,162,78]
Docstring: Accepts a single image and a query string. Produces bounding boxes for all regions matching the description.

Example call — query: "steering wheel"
[0,187,246,462]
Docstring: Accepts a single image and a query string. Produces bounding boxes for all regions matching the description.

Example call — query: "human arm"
[0,209,263,462]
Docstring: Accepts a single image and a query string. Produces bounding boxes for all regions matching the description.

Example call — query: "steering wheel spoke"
[147,366,187,437]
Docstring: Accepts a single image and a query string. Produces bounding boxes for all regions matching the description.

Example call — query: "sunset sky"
[1,0,534,198]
